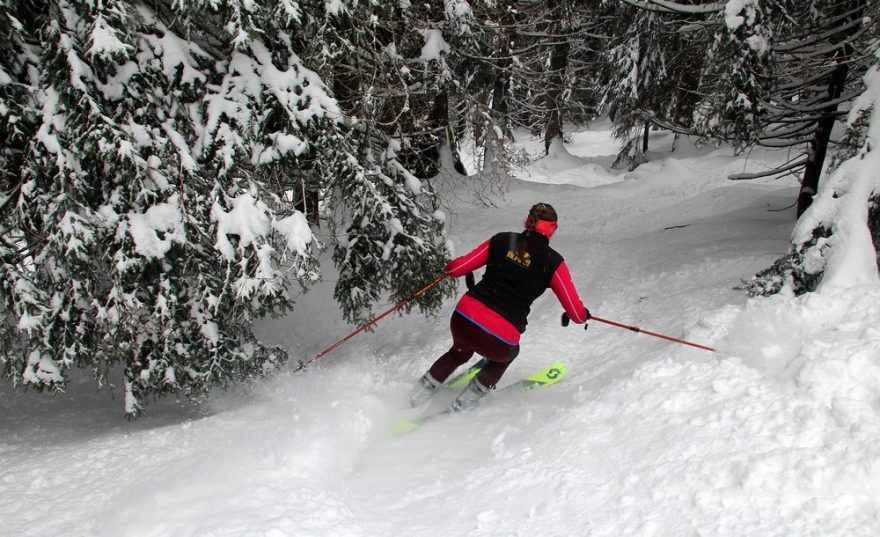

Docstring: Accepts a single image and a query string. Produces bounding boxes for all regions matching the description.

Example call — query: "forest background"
[1,0,878,416]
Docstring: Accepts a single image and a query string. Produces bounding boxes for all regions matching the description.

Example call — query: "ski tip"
[390,420,421,436]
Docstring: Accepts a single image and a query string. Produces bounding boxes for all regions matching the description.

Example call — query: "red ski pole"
[299,274,448,370]
[563,313,715,352]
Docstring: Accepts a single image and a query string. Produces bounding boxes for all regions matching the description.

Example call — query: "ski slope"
[2,125,879,537]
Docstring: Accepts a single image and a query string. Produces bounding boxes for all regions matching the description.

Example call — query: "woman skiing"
[410,202,590,411]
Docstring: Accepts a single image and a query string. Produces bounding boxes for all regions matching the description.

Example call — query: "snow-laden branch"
[620,0,724,14]
[728,157,807,180]
[767,91,863,115]
[773,5,870,51]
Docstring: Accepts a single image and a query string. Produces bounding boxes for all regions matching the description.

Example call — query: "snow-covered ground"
[3,125,879,537]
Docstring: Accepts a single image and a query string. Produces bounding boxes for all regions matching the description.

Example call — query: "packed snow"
[2,124,879,537]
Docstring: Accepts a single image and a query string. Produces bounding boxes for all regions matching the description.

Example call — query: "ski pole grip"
[465,272,475,290]
[561,312,570,327]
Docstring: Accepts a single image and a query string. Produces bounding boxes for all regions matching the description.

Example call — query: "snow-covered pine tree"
[536,2,581,156]
[0,0,39,367]
[602,4,665,169]
[0,0,35,195]
[487,1,589,157]
[742,53,880,296]
[0,0,452,416]
[684,1,774,149]
[292,1,455,323]
[593,1,769,169]
[434,0,482,175]
[429,0,593,173]
[618,2,879,297]
[683,1,877,215]
[0,0,318,415]
[748,0,873,217]
[617,2,876,219]
[435,0,534,173]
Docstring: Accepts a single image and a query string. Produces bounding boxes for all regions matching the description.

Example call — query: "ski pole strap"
[303,274,448,369]
[591,315,716,352]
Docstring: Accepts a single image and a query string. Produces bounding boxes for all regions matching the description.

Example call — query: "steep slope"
[2,127,878,537]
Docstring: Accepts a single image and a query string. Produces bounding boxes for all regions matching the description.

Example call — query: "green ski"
[442,358,488,389]
[391,361,568,436]
[500,360,568,393]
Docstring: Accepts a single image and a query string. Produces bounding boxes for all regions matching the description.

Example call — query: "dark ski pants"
[428,311,520,389]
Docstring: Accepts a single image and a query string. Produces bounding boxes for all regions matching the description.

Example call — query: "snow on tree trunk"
[792,64,880,289]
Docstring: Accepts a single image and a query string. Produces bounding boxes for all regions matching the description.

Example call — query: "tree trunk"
[796,45,851,217]
[544,40,570,155]
[796,0,865,217]
[439,89,468,175]
[491,62,511,138]
[484,29,513,169]
[415,91,449,178]
[294,177,320,225]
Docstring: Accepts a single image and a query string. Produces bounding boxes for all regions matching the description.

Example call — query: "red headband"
[525,216,558,238]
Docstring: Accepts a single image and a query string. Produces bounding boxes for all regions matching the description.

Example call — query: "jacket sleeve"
[444,239,490,277]
[550,261,588,324]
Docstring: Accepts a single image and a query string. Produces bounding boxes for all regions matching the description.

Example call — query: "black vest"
[467,231,564,333]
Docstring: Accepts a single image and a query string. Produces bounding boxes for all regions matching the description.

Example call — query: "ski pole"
[562,313,715,352]
[299,274,448,370]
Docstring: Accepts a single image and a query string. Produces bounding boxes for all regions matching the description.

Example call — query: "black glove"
[584,307,591,321]
[562,311,590,330]
[465,272,475,290]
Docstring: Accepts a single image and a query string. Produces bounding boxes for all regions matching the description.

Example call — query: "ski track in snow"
[3,126,880,537]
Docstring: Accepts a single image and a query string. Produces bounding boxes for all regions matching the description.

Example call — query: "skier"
[410,202,590,411]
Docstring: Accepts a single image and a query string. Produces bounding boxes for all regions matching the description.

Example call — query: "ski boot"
[452,376,492,412]
[409,372,442,407]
